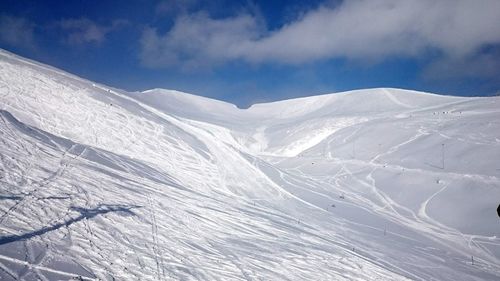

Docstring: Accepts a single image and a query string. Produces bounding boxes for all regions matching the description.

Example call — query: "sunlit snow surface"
[1,49,500,280]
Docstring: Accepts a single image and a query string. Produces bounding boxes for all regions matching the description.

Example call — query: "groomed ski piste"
[1,48,500,280]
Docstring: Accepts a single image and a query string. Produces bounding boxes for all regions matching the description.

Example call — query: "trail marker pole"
[353,140,356,159]
[441,143,445,169]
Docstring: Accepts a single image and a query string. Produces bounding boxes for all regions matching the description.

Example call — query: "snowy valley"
[1,49,500,280]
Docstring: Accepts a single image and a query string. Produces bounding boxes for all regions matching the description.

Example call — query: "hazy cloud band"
[140,0,500,71]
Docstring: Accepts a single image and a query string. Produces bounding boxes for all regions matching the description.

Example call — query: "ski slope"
[1,48,500,280]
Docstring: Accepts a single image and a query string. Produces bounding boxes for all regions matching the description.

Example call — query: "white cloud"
[139,0,500,69]
[59,18,128,45]
[140,12,263,69]
[0,15,35,49]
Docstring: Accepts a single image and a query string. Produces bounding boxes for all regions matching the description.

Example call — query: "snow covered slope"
[1,48,500,280]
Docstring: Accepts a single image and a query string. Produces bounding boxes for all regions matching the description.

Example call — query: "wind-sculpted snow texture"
[1,49,500,280]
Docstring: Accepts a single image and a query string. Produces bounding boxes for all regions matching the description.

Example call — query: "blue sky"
[1,0,499,107]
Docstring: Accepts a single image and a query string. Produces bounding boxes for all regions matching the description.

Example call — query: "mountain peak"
[1,49,500,281]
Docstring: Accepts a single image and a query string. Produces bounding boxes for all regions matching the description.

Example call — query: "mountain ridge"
[1,49,500,280]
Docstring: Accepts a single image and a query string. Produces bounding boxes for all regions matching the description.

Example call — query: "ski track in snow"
[1,49,500,280]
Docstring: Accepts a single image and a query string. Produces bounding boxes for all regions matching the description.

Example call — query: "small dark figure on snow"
[497,204,500,218]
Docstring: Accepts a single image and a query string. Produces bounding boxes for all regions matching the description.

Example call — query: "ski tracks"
[0,144,85,225]
[147,193,166,281]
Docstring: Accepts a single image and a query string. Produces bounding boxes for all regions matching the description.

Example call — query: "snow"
[1,48,500,280]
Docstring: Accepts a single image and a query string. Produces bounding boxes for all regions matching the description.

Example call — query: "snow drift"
[1,49,500,280]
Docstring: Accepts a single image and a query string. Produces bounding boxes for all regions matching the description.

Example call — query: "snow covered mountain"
[1,48,500,280]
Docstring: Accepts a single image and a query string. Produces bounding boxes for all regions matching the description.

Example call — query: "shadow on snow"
[0,204,141,245]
